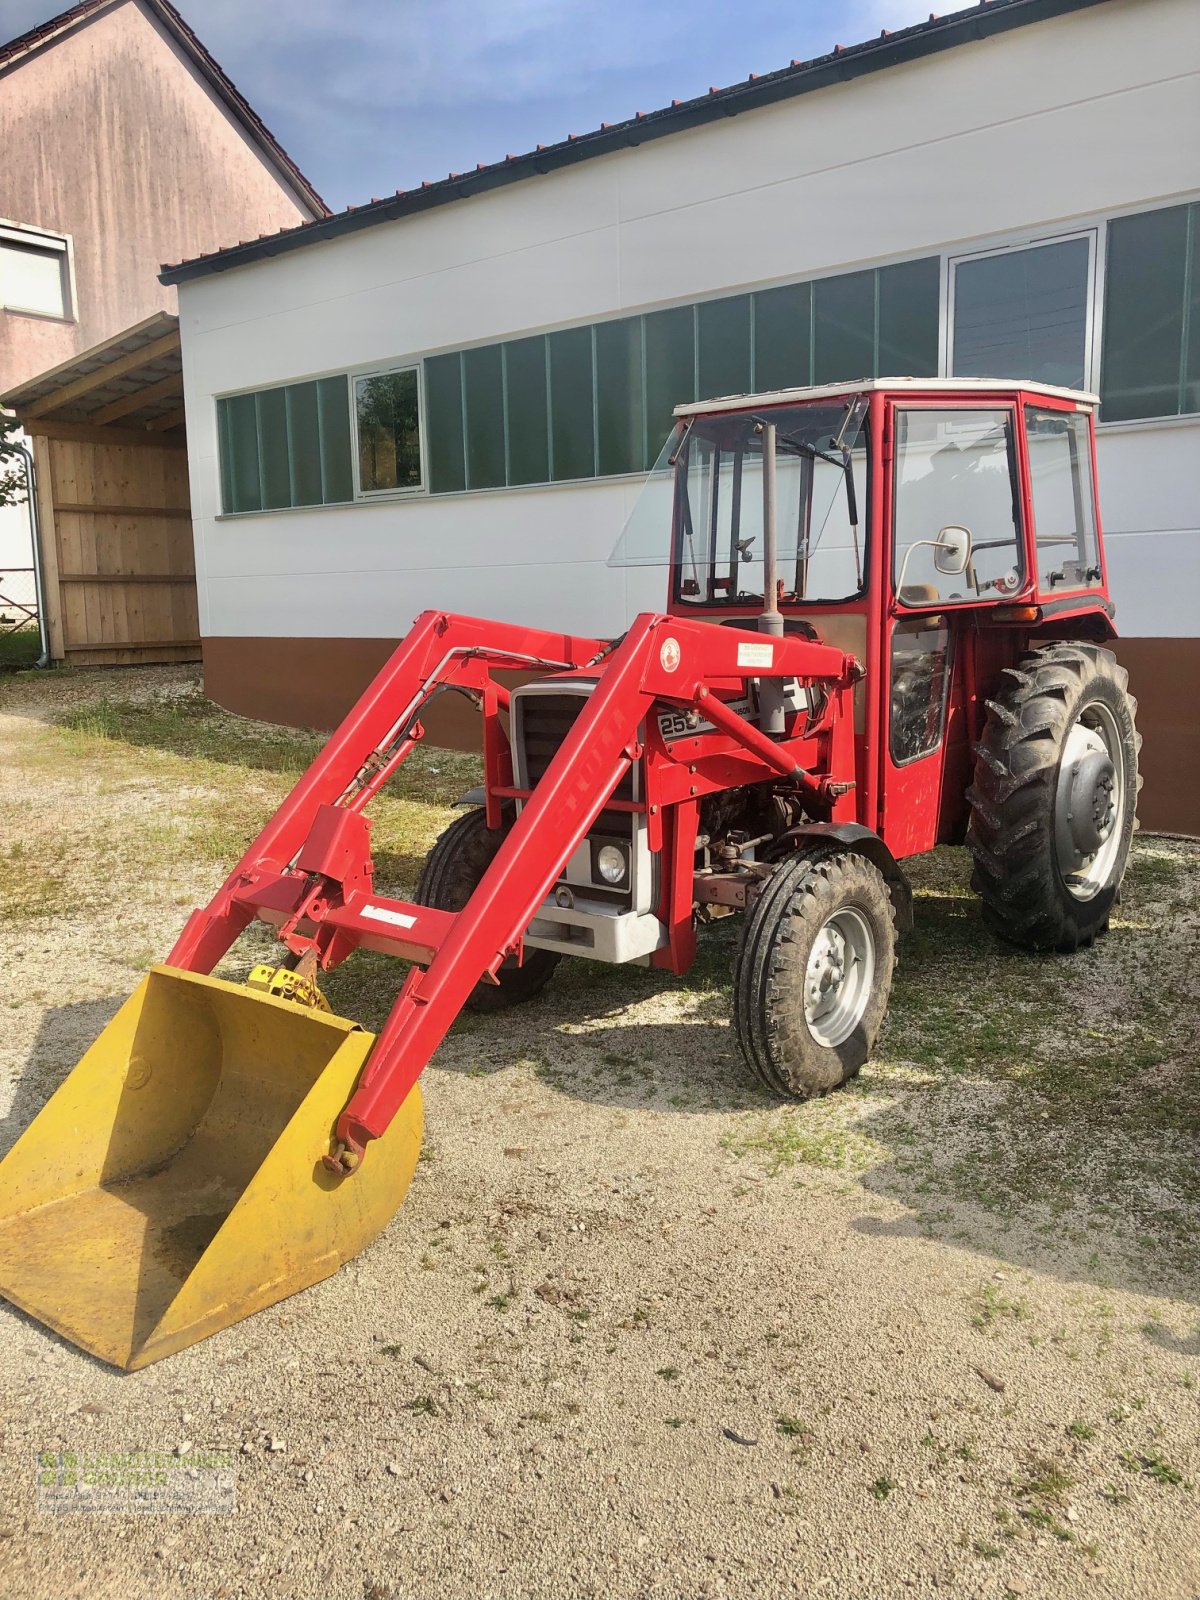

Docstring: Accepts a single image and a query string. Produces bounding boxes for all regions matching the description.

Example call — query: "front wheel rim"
[804,906,876,1049]
[1054,701,1127,901]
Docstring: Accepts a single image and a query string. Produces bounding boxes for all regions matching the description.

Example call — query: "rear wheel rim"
[804,907,876,1049]
[1054,701,1126,901]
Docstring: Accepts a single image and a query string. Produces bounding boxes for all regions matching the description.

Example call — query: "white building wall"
[176,0,1200,645]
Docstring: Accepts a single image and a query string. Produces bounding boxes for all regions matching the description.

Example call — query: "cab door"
[878,402,1027,857]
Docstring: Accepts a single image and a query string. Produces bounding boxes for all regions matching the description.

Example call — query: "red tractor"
[0,379,1139,1368]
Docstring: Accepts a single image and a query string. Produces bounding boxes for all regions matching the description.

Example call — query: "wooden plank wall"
[30,427,200,665]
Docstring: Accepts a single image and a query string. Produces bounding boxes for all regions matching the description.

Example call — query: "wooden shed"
[1,311,197,665]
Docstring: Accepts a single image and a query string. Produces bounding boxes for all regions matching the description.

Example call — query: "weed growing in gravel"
[869,1477,896,1501]
[656,1366,682,1381]
[1016,1457,1075,1503]
[1066,1419,1095,1441]
[1119,1449,1187,1487]
[972,1282,1031,1331]
[720,1109,885,1175]
[775,1415,811,1438]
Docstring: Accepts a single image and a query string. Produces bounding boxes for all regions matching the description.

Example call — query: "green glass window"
[256,386,290,510]
[216,380,355,514]
[219,392,261,513]
[644,306,695,466]
[504,336,550,486]
[878,257,940,377]
[813,270,876,385]
[1102,204,1198,422]
[752,281,812,392]
[316,378,353,503]
[424,354,466,494]
[697,294,751,400]
[596,317,645,476]
[286,383,323,507]
[463,345,505,490]
[355,368,421,493]
[548,326,595,481]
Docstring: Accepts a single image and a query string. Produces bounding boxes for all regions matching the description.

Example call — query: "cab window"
[893,409,1024,606]
[890,616,951,764]
[1025,408,1102,592]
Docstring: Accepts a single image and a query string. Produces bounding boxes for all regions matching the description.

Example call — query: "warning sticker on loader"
[361,905,418,930]
[736,641,775,669]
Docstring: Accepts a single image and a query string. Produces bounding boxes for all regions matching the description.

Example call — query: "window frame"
[890,402,1027,612]
[350,362,426,500]
[0,220,75,322]
[1022,404,1104,598]
[888,613,954,768]
[946,227,1099,395]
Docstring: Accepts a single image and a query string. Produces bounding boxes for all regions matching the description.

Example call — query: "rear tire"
[732,849,897,1098]
[415,808,560,1012]
[966,641,1140,952]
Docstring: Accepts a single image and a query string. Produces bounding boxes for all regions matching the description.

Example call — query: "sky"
[2,0,977,210]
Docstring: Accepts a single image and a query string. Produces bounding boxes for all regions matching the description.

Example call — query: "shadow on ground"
[4,846,1195,1334]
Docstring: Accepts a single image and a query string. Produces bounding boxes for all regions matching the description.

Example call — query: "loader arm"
[168,608,853,1172]
[166,610,605,974]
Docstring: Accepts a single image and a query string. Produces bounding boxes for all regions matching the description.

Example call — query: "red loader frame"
[167,609,858,1172]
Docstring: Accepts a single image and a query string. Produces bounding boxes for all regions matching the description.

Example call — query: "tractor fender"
[775,822,913,933]
[454,786,487,808]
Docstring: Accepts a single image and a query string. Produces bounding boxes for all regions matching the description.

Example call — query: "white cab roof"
[674,376,1099,417]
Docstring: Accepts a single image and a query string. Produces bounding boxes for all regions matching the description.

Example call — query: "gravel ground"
[0,664,1197,1600]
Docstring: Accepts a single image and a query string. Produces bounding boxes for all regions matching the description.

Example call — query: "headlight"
[594,842,628,886]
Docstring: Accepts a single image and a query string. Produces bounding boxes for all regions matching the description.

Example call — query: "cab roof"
[673,377,1099,417]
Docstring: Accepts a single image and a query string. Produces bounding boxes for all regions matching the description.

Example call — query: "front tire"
[733,849,897,1098]
[966,641,1140,952]
[415,808,560,1012]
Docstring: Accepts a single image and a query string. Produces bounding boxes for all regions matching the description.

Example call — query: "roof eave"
[159,0,1113,287]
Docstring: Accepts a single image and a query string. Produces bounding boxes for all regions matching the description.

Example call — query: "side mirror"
[933,525,971,575]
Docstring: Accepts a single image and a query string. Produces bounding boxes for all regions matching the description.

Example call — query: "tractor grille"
[517,689,636,812]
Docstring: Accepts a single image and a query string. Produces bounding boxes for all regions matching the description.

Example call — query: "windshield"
[607,398,868,606]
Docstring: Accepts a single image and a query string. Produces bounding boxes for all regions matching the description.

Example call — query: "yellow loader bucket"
[0,967,422,1370]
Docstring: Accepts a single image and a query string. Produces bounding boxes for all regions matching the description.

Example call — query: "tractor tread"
[733,849,896,1099]
[415,807,560,1012]
[965,641,1139,952]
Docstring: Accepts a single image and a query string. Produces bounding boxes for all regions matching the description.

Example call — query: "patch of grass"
[973,1282,1031,1332]
[1066,1419,1095,1441]
[972,1540,1002,1560]
[721,1110,885,1175]
[1119,1449,1186,1487]
[775,1415,811,1439]
[0,624,41,671]
[1015,1457,1075,1504]
[405,1395,439,1417]
[869,1476,896,1501]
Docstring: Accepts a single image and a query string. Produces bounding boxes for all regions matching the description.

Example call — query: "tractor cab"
[611,378,1115,858]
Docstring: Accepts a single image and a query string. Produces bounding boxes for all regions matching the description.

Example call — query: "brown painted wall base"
[201,633,1200,837]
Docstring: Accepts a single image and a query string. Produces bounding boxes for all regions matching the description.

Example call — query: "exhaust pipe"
[756,420,785,735]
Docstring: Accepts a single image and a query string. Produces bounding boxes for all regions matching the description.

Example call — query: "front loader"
[0,379,1138,1368]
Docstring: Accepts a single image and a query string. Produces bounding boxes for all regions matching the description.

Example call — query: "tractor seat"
[899,584,940,605]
